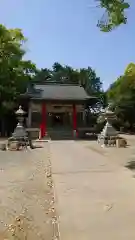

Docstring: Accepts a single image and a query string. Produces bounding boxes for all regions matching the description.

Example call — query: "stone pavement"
[50,140,135,240]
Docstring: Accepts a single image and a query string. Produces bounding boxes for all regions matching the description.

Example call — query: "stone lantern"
[16,105,25,124]
[98,104,118,146]
[12,106,28,140]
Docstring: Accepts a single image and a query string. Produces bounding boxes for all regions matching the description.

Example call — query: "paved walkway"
[50,141,135,240]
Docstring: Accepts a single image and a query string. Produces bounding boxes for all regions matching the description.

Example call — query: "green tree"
[79,67,102,95]
[107,64,135,131]
[98,0,130,32]
[0,24,37,135]
[0,24,37,113]
[124,63,135,76]
[34,68,52,82]
[35,62,103,96]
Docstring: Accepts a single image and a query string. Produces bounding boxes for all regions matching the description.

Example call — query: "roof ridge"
[34,82,81,86]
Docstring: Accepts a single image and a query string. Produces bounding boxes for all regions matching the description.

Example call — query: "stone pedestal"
[98,106,118,147]
[98,122,118,146]
[12,123,27,139]
[0,143,6,151]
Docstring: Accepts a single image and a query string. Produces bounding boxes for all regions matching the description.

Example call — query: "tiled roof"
[34,84,90,100]
[25,83,93,101]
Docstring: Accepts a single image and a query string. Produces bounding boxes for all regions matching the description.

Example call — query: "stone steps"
[48,130,73,140]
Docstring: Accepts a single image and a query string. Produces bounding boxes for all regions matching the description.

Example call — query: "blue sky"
[0,0,135,89]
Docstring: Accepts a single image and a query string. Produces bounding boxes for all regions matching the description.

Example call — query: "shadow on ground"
[32,145,43,149]
[125,160,135,170]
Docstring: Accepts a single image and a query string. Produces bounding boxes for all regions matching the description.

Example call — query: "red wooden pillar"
[40,102,46,138]
[73,104,77,137]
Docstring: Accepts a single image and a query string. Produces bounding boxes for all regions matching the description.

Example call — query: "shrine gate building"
[22,82,95,139]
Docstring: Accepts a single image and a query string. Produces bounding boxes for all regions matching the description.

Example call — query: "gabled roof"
[22,83,95,102]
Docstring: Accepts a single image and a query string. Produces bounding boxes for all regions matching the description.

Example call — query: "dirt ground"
[80,134,135,168]
[1,134,135,240]
[0,143,59,240]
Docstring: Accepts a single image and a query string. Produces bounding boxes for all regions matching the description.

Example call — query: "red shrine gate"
[31,102,81,139]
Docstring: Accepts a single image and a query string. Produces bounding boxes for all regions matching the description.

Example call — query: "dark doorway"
[47,112,73,139]
[52,113,64,127]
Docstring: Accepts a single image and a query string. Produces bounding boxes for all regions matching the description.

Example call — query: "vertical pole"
[73,104,77,137]
[82,110,86,125]
[40,102,46,138]
[27,102,32,127]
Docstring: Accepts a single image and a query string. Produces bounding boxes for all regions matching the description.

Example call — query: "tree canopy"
[107,63,135,131]
[35,62,103,96]
[0,24,37,115]
[98,0,130,32]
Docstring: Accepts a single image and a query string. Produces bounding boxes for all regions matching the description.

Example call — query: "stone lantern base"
[12,123,28,139]
[98,122,118,147]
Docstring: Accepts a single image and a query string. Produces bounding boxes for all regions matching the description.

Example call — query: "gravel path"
[0,144,59,240]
